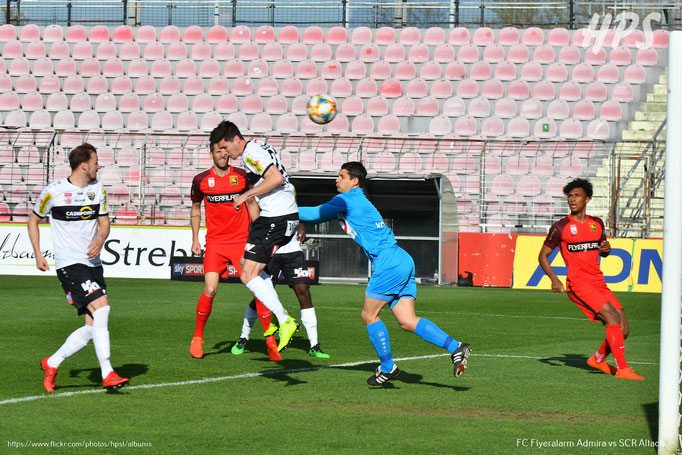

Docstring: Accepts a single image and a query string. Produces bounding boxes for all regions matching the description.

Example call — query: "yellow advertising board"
[512,235,662,293]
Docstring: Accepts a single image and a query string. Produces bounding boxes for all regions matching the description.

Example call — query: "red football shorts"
[566,280,622,321]
[203,243,245,277]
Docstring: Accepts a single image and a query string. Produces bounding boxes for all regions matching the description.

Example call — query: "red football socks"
[254,299,273,331]
[605,324,628,370]
[594,339,611,362]
[193,293,214,338]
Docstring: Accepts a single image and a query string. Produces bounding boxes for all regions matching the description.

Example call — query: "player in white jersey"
[209,121,300,352]
[27,143,129,392]
[231,225,330,359]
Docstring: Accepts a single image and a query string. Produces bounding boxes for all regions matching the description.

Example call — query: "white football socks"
[240,304,258,339]
[245,276,289,325]
[48,325,93,368]
[92,306,113,378]
[300,307,318,347]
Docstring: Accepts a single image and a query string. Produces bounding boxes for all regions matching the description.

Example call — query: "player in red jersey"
[538,178,644,380]
[189,141,279,360]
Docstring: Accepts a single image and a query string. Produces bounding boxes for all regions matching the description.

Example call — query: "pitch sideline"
[0,353,657,407]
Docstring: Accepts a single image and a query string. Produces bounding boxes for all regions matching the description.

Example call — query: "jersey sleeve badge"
[245,156,263,174]
[38,193,52,215]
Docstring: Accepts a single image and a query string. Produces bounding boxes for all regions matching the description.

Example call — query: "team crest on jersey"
[589,222,597,231]
[245,157,263,173]
[569,224,578,235]
[230,176,239,185]
[38,193,52,214]
[87,191,95,201]
[208,177,215,188]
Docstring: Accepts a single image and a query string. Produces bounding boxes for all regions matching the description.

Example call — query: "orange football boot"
[615,367,645,381]
[587,355,617,375]
[266,335,282,361]
[102,371,129,390]
[190,336,205,359]
[41,357,57,392]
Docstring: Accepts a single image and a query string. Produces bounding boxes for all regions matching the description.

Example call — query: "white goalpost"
[658,30,682,455]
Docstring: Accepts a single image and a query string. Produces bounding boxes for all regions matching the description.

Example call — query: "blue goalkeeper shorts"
[366,245,417,308]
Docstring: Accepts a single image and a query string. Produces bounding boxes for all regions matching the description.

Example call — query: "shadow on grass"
[59,363,148,391]
[643,402,658,442]
[538,353,602,373]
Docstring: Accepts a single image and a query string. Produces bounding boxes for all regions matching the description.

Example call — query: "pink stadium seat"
[547,99,569,120]
[548,27,570,47]
[597,63,620,83]
[533,44,555,64]
[377,114,401,135]
[557,45,580,65]
[102,58,124,77]
[118,42,141,61]
[101,111,124,130]
[392,96,415,116]
[166,42,188,61]
[494,61,516,81]
[355,77,378,98]
[306,77,328,96]
[22,91,44,111]
[570,62,593,83]
[507,80,530,101]
[573,100,596,120]
[599,100,622,121]
[621,29,645,48]
[132,25,155,43]
[327,114,350,134]
[175,111,198,131]
[380,78,402,98]
[31,57,53,76]
[167,93,189,113]
[443,61,466,81]
[508,43,530,63]
[28,109,51,129]
[522,27,544,46]
[69,92,91,112]
[454,115,477,137]
[484,153,502,175]
[16,74,37,93]
[636,47,658,66]
[77,110,100,129]
[559,118,583,139]
[287,43,306,62]
[559,81,581,102]
[416,96,439,116]
[533,117,557,138]
[505,155,529,176]
[612,81,634,103]
[338,95,362,116]
[624,64,646,84]
[303,26,325,44]
[520,61,542,81]
[470,61,492,80]
[48,40,70,60]
[373,26,396,45]
[232,76,255,96]
[280,77,303,97]
[321,60,343,80]
[457,44,479,63]
[408,44,429,63]
[238,42,260,61]
[230,25,251,44]
[150,111,172,130]
[494,97,517,118]
[276,25,299,45]
[0,24,16,43]
[517,175,542,197]
[326,77,350,98]
[8,57,31,77]
[586,119,610,139]
[175,58,197,78]
[585,81,607,102]
[430,79,453,98]
[260,42,284,62]
[326,26,348,45]
[295,60,317,79]
[46,92,68,112]
[271,59,294,79]
[401,79,426,99]
[94,92,116,112]
[423,27,445,45]
[482,79,504,100]
[199,111,221,132]
[383,43,405,63]
[653,29,669,48]
[2,39,23,58]
[498,27,520,45]
[433,44,455,63]
[468,97,491,117]
[150,59,173,79]
[456,78,478,99]
[143,42,164,61]
[25,41,47,59]
[428,115,452,135]
[118,93,141,113]
[189,42,212,61]
[370,60,392,80]
[609,46,632,66]
[531,80,554,101]
[359,43,381,62]
[507,116,530,138]
[332,43,356,63]
[473,27,494,46]
[545,62,567,82]
[42,24,63,42]
[111,25,133,43]
[197,58,220,78]
[582,47,607,67]
[558,157,584,178]
[366,96,389,116]
[351,114,374,134]
[89,25,110,43]
[399,27,421,45]
[310,42,332,63]
[300,116,323,134]
[131,75,154,95]
[449,27,470,45]
[255,76,278,96]
[143,93,165,112]
[532,154,554,177]
[65,24,86,43]
[415,62,439,81]
[0,92,19,111]
[274,113,298,133]
[482,116,504,137]
[111,75,133,95]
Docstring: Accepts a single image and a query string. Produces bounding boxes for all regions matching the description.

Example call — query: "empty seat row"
[1,24,669,49]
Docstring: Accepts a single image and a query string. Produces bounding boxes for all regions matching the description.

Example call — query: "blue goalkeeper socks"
[415,318,459,353]
[366,320,394,373]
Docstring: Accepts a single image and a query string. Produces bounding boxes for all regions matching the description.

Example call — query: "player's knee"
[398,319,417,333]
[360,311,378,326]
[203,286,218,297]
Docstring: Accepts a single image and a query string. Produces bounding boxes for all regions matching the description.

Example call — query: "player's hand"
[296,223,306,243]
[35,254,49,271]
[599,240,611,255]
[233,193,247,210]
[87,237,104,259]
[551,278,565,293]
[191,240,202,256]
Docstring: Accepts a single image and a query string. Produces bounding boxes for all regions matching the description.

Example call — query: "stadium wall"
[0,223,662,292]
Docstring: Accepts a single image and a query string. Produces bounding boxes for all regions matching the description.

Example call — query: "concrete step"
[635,111,667,121]
[640,103,668,113]
[628,120,665,131]
[647,93,668,103]
[622,130,664,140]
[654,85,668,95]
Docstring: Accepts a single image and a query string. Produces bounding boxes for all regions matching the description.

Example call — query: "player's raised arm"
[27,212,49,271]
[299,195,348,224]
[538,244,565,293]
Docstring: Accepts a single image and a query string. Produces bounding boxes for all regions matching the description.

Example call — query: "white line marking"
[0,353,658,407]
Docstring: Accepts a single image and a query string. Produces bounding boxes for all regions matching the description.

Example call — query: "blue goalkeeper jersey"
[298,188,396,261]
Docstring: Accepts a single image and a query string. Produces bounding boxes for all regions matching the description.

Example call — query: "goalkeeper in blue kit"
[298,162,471,386]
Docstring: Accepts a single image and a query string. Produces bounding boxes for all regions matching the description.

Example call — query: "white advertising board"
[0,223,203,279]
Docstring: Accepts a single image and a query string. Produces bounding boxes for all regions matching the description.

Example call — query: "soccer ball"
[307,94,337,125]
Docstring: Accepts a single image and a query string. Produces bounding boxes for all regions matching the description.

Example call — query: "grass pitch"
[1,276,661,454]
